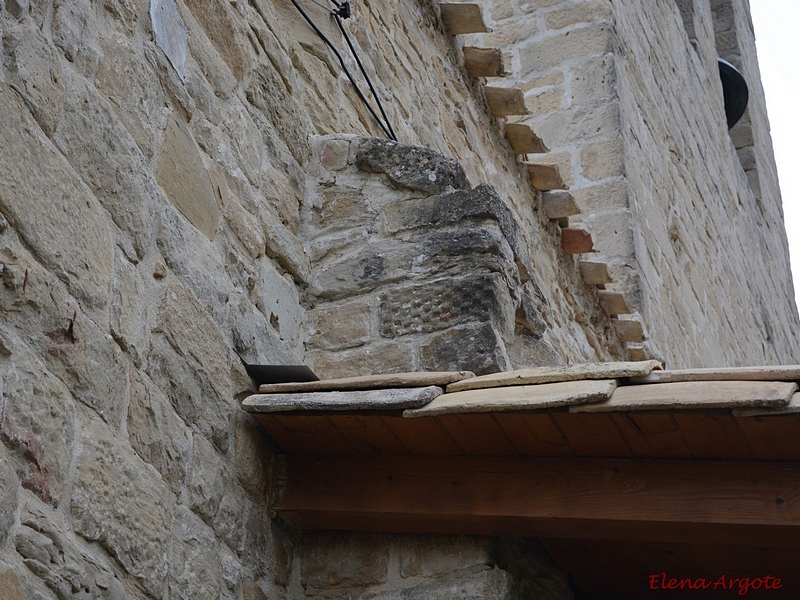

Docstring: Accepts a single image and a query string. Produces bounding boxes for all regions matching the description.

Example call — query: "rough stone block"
[397,535,494,578]
[157,112,220,240]
[572,178,630,213]
[531,100,621,148]
[379,274,515,338]
[71,421,172,597]
[146,283,234,451]
[0,84,114,310]
[52,0,100,76]
[356,139,470,194]
[300,531,389,590]
[544,1,613,30]
[234,415,274,503]
[378,568,513,600]
[524,87,564,115]
[127,370,192,495]
[260,260,303,350]
[581,137,625,181]
[0,453,19,547]
[306,298,372,351]
[3,20,65,136]
[169,506,223,600]
[520,24,614,74]
[1,345,76,506]
[309,341,416,379]
[183,0,251,80]
[571,53,616,107]
[151,0,188,80]
[583,209,635,256]
[228,290,299,368]
[420,322,509,375]
[0,568,25,600]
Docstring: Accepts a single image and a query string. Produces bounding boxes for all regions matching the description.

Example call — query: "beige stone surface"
[630,365,800,384]
[258,371,474,393]
[572,381,798,413]
[244,385,443,413]
[404,379,617,417]
[446,360,660,392]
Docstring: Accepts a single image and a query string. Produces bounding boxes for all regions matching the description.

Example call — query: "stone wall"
[0,0,614,597]
[469,0,800,366]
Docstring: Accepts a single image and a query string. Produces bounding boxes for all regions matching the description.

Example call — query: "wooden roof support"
[598,290,630,315]
[275,455,800,546]
[542,191,579,220]
[579,261,613,285]
[528,163,568,191]
[560,228,594,254]
[462,47,505,77]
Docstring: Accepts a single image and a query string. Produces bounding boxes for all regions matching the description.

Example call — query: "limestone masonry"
[0,0,798,598]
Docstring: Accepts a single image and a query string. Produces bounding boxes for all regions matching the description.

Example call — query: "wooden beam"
[439,3,489,34]
[542,191,579,220]
[579,261,612,285]
[462,46,505,77]
[614,319,645,342]
[597,290,630,315]
[275,455,800,546]
[484,87,528,116]
[560,228,594,254]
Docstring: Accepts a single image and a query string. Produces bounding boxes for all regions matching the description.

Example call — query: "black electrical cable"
[333,13,397,141]
[288,0,397,141]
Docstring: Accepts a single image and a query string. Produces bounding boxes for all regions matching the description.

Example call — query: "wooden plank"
[551,412,633,457]
[404,380,616,417]
[610,413,692,459]
[614,319,645,342]
[252,414,306,454]
[560,228,593,253]
[276,455,800,545]
[326,415,411,455]
[435,414,519,455]
[597,290,630,315]
[504,123,548,154]
[462,46,505,77]
[273,415,356,454]
[258,371,473,393]
[735,414,800,461]
[528,163,568,191]
[579,261,613,285]
[541,191,579,220]
[628,345,648,361]
[484,86,528,116]
[380,415,463,456]
[492,413,576,457]
[571,381,798,413]
[439,3,489,34]
[243,386,442,413]
[446,361,660,392]
[630,364,800,384]
[672,413,753,460]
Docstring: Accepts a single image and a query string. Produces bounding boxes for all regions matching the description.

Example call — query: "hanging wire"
[288,0,397,141]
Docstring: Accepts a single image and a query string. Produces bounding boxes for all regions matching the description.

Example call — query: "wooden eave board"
[630,364,800,383]
[404,379,617,417]
[258,370,473,393]
[446,360,660,392]
[243,385,442,413]
[571,381,798,413]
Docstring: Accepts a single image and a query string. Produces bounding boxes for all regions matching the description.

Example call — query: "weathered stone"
[0,568,25,600]
[54,72,162,258]
[147,283,235,451]
[52,0,100,75]
[258,371,474,394]
[259,207,312,284]
[397,535,493,579]
[420,323,509,376]
[3,20,65,136]
[127,370,192,495]
[542,191,580,220]
[300,531,389,590]
[169,506,223,599]
[309,341,416,379]
[183,0,252,80]
[228,290,300,368]
[0,451,19,546]
[0,84,114,310]
[383,184,533,281]
[151,0,188,80]
[244,386,443,413]
[379,274,515,339]
[581,137,625,181]
[1,344,76,506]
[157,112,220,239]
[234,415,274,503]
[520,23,614,74]
[71,421,172,597]
[371,569,513,600]
[356,139,470,194]
[571,53,616,107]
[157,202,232,325]
[260,260,303,351]
[306,298,372,351]
[110,255,149,366]
[224,193,266,260]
